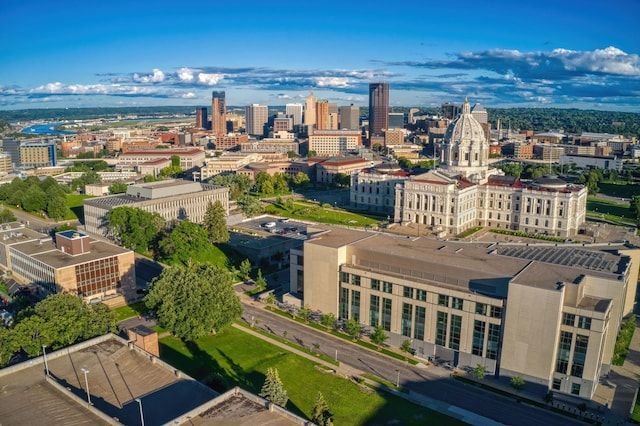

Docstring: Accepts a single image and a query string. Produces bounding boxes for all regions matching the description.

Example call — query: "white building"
[245,104,269,136]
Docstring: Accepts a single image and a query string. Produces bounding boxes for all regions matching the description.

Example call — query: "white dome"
[444,98,486,145]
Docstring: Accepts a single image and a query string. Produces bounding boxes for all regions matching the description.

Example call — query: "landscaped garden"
[158,326,463,425]
[265,198,380,227]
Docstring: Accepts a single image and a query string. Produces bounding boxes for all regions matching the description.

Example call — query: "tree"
[21,185,47,212]
[255,172,274,195]
[259,367,288,407]
[510,375,525,392]
[239,259,252,280]
[298,304,311,322]
[237,195,263,217]
[46,194,69,220]
[311,392,334,426]
[158,219,209,265]
[370,325,388,349]
[400,339,412,359]
[346,319,361,341]
[108,181,129,194]
[202,201,229,243]
[291,172,310,188]
[106,206,165,252]
[320,313,336,330]
[144,263,242,341]
[333,173,351,188]
[0,209,16,223]
[473,364,486,380]
[255,269,267,291]
[266,292,275,305]
[630,195,640,224]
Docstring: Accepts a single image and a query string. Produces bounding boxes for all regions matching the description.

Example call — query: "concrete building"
[388,112,404,130]
[340,104,360,130]
[20,140,57,167]
[304,89,317,126]
[560,154,623,172]
[213,133,249,151]
[316,100,330,130]
[286,103,303,126]
[196,153,264,180]
[308,130,362,156]
[83,180,229,236]
[0,153,13,175]
[350,164,409,215]
[245,104,268,136]
[369,83,389,136]
[293,225,640,400]
[393,99,587,238]
[117,148,205,171]
[240,138,300,155]
[315,157,373,185]
[0,223,135,302]
[195,107,208,130]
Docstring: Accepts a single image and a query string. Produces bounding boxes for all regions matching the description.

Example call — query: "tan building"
[214,133,249,151]
[20,140,57,167]
[196,152,264,180]
[236,160,311,180]
[83,180,229,236]
[315,157,373,185]
[117,148,205,170]
[294,225,640,400]
[0,224,135,302]
[240,138,300,155]
[309,130,362,156]
[0,154,12,175]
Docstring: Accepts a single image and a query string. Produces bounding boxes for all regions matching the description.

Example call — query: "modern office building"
[286,103,303,126]
[388,112,404,130]
[83,180,229,236]
[340,104,360,130]
[211,91,227,136]
[308,130,363,156]
[245,104,269,136]
[392,99,587,238]
[316,100,330,130]
[304,89,317,126]
[1,137,21,168]
[195,107,208,130]
[293,224,640,400]
[20,140,57,167]
[0,223,135,302]
[116,148,206,171]
[369,82,389,136]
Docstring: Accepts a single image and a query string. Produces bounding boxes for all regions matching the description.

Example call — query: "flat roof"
[12,238,131,268]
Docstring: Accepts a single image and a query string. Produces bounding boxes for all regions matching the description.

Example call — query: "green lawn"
[598,182,640,199]
[587,198,635,225]
[265,200,380,227]
[111,301,149,321]
[159,327,463,426]
[65,194,94,221]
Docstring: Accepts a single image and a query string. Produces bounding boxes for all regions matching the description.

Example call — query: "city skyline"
[1,1,639,112]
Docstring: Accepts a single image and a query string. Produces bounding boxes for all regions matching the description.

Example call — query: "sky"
[1,1,639,112]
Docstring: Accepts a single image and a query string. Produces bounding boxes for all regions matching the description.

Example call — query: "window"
[351,290,361,322]
[369,295,380,327]
[552,378,561,390]
[416,289,427,302]
[403,286,414,299]
[371,279,380,291]
[571,383,581,396]
[448,314,462,350]
[402,303,413,337]
[562,313,575,326]
[351,274,361,286]
[340,272,349,283]
[476,302,487,315]
[438,294,449,307]
[339,287,349,319]
[414,306,426,340]
[571,335,589,378]
[556,331,572,374]
[486,324,501,360]
[490,306,502,318]
[382,298,392,331]
[383,282,393,294]
[435,312,448,346]
[452,297,463,310]
[472,320,485,356]
[577,316,591,330]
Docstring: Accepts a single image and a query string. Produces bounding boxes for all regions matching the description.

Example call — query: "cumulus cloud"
[177,67,195,82]
[197,73,224,85]
[132,68,166,83]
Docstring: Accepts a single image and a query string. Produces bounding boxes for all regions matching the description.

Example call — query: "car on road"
[262,221,276,228]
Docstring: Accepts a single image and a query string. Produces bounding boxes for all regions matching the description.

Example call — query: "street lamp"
[42,345,49,377]
[80,368,91,404]
[135,398,145,426]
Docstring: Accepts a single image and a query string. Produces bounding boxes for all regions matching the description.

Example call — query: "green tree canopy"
[630,195,640,224]
[108,181,129,194]
[202,200,229,243]
[237,195,263,217]
[311,392,334,426]
[259,367,289,407]
[370,325,388,348]
[106,206,165,252]
[144,263,242,341]
[0,209,16,223]
[22,185,47,212]
[346,319,362,340]
[158,219,210,265]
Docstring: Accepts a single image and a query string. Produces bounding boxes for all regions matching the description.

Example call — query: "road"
[240,302,585,426]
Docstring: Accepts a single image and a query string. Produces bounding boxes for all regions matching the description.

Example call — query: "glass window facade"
[438,294,449,307]
[351,274,361,286]
[435,311,448,346]
[371,279,380,291]
[416,289,427,302]
[577,316,591,330]
[490,305,502,318]
[562,313,575,327]
[369,295,380,327]
[452,297,463,310]
[556,331,572,374]
[383,281,393,294]
[351,290,361,322]
[382,298,392,331]
[340,272,349,283]
[486,323,500,360]
[475,302,487,315]
[403,286,414,299]
[414,306,426,340]
[571,335,588,378]
[339,287,349,319]
[449,314,462,350]
[402,303,413,337]
[472,320,485,356]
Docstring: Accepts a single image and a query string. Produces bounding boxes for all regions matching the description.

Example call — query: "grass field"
[111,301,149,321]
[159,327,463,426]
[598,182,640,199]
[587,198,635,225]
[265,200,380,227]
[65,193,93,221]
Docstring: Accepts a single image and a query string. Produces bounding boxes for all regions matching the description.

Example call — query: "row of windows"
[562,312,592,330]
[555,331,590,378]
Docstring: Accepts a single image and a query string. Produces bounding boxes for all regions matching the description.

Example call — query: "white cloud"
[177,68,196,82]
[315,77,350,88]
[132,68,166,83]
[198,73,224,85]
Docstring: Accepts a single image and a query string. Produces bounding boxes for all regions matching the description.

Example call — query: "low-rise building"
[117,148,205,171]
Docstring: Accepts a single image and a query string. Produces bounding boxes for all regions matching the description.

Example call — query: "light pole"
[42,345,49,377]
[335,349,338,362]
[80,368,91,404]
[135,398,145,426]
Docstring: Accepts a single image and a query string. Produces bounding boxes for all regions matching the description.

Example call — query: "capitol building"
[352,98,588,238]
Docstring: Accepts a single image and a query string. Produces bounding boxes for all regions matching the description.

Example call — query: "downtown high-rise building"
[368,82,389,136]
[285,103,303,126]
[211,91,227,136]
[304,90,317,126]
[195,107,208,130]
[316,100,329,130]
[245,104,269,136]
[340,104,360,130]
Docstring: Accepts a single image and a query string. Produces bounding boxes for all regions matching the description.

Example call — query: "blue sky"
[1,1,639,112]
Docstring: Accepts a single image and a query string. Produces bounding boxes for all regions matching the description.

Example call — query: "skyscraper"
[340,104,360,130]
[304,89,317,126]
[211,91,227,136]
[285,103,303,126]
[195,107,208,130]
[245,104,269,136]
[368,83,389,136]
[316,100,329,130]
